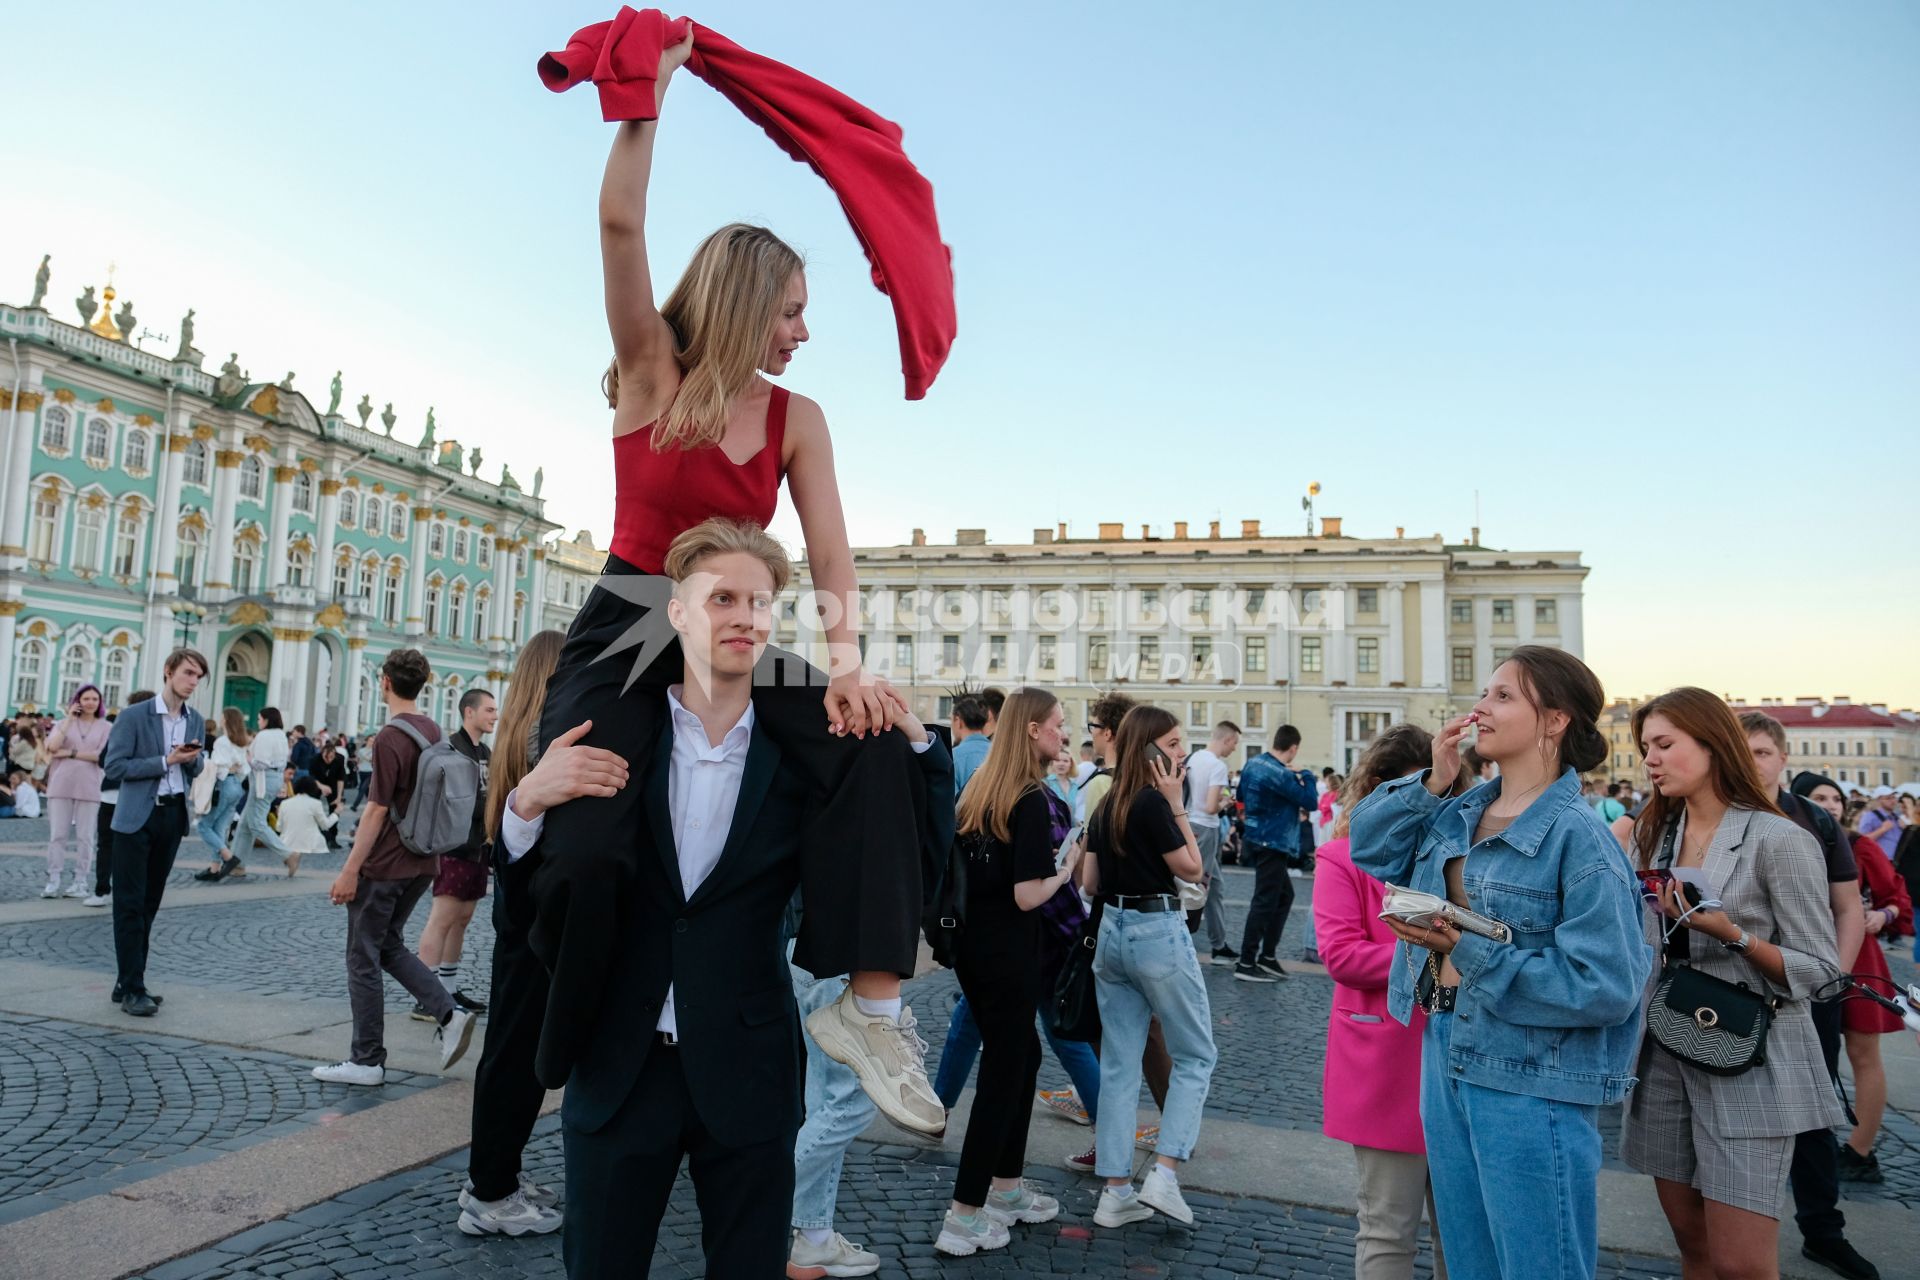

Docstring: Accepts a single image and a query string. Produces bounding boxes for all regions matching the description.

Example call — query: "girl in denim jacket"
[1350,646,1652,1280]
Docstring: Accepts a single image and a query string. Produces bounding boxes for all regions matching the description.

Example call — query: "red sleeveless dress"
[608,386,789,574]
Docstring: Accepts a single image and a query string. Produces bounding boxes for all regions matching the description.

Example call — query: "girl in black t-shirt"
[936,687,1083,1257]
[1079,704,1218,1229]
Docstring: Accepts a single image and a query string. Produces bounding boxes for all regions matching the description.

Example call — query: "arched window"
[182,441,209,487]
[332,552,353,600]
[516,548,528,579]
[234,537,259,592]
[239,455,264,500]
[124,430,150,473]
[112,507,143,577]
[383,559,404,624]
[29,488,62,564]
[338,489,357,527]
[363,495,383,535]
[175,523,203,587]
[429,522,447,558]
[84,418,112,465]
[474,588,491,641]
[425,580,443,633]
[388,503,407,540]
[478,537,493,569]
[101,647,129,711]
[293,471,315,514]
[512,591,527,644]
[72,501,107,572]
[454,529,469,562]
[58,642,91,706]
[40,405,72,453]
[449,583,467,640]
[288,546,311,588]
[13,638,47,706]
[359,555,379,602]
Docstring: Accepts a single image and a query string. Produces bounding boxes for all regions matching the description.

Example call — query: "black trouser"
[1239,840,1297,961]
[563,1045,793,1279]
[94,801,116,896]
[1791,996,1849,1243]
[111,798,187,994]
[529,556,935,1087]
[468,846,550,1203]
[952,904,1042,1208]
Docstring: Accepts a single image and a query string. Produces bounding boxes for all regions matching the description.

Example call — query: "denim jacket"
[1238,753,1318,852]
[1348,767,1653,1106]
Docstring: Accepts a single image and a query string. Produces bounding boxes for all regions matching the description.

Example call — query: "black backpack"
[922,829,984,969]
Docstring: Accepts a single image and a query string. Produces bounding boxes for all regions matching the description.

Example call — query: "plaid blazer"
[1626,806,1847,1138]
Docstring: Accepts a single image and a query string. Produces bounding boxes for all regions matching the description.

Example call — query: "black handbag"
[1645,821,1777,1077]
[922,830,981,969]
[1049,900,1105,1043]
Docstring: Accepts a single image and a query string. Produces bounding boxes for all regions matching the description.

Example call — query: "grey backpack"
[382,717,481,858]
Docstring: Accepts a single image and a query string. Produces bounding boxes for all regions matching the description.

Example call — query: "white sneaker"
[457,1188,562,1236]
[1094,1185,1153,1228]
[788,1229,882,1276]
[981,1181,1060,1225]
[438,1008,477,1070]
[460,1172,558,1211]
[805,989,944,1136]
[933,1210,1009,1256]
[82,891,110,908]
[41,878,60,899]
[311,1060,385,1086]
[63,879,89,898]
[1137,1164,1194,1225]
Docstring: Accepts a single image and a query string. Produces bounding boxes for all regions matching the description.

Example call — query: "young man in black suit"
[499,518,950,1278]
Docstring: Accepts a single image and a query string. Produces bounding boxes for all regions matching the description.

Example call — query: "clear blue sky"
[4,2,1916,704]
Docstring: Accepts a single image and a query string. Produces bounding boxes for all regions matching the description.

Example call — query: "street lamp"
[171,601,207,648]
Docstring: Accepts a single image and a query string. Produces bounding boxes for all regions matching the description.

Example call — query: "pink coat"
[1314,837,1428,1154]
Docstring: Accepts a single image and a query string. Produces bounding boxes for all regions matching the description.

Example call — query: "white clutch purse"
[1379,884,1512,944]
[1175,877,1208,912]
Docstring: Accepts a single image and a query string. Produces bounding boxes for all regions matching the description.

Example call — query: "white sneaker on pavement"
[41,878,60,898]
[438,1008,477,1070]
[1137,1164,1194,1225]
[1094,1185,1154,1227]
[934,1210,1010,1256]
[63,879,89,898]
[787,1230,882,1277]
[982,1181,1060,1225]
[805,988,944,1136]
[81,891,110,908]
[457,1188,562,1237]
[311,1060,385,1086]
[461,1172,558,1211]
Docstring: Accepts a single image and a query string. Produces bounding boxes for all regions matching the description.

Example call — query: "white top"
[211,736,249,777]
[276,794,337,853]
[13,780,40,818]
[1185,748,1230,829]
[249,728,290,773]
[152,696,190,797]
[1074,759,1097,785]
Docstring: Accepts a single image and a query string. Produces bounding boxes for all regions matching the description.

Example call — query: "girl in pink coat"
[1315,724,1462,1280]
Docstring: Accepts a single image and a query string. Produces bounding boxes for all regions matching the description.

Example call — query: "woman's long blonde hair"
[485,629,567,842]
[956,687,1059,844]
[604,223,804,451]
[221,707,251,749]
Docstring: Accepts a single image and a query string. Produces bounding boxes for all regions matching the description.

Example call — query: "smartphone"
[1636,868,1672,899]
[1145,743,1173,773]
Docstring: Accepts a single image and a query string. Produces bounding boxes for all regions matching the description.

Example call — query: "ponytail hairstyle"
[608,224,804,450]
[957,687,1059,844]
[485,629,567,843]
[1629,687,1783,869]
[1500,644,1608,777]
[1332,723,1458,839]
[1094,704,1180,856]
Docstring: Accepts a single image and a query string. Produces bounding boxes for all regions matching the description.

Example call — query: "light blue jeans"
[230,775,289,863]
[933,993,1103,1120]
[196,774,246,854]
[791,962,875,1231]
[1420,1010,1601,1280]
[1091,908,1217,1178]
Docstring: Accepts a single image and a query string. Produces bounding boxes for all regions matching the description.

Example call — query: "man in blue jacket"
[102,648,208,1016]
[1233,723,1319,982]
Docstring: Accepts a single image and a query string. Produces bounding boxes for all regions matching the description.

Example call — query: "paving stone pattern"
[134,1123,1690,1280]
[0,1013,435,1224]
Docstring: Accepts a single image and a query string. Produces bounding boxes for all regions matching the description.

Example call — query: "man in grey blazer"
[102,648,209,1017]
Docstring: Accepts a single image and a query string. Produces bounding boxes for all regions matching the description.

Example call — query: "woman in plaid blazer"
[1623,688,1844,1279]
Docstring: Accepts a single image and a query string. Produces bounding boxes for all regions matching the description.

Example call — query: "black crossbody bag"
[1645,821,1776,1077]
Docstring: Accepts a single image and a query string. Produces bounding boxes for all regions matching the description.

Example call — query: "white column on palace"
[1517,592,1537,645]
[1421,582,1445,689]
[1473,595,1494,687]
[1560,593,1585,658]
[1385,581,1407,685]
[1324,582,1350,684]
[266,448,295,589]
[490,536,515,644]
[0,391,42,562]
[0,604,20,707]
[315,475,341,595]
[150,406,190,594]
[268,629,294,710]
[205,439,241,595]
[529,546,549,640]
[340,637,367,738]
[405,504,432,636]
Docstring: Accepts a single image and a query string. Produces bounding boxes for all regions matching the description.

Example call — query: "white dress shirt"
[153,696,189,797]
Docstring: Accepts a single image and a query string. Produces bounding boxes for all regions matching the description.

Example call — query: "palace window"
[1088,634,1109,679]
[234,538,259,592]
[112,509,142,577]
[478,538,493,569]
[176,524,203,587]
[1193,635,1214,674]
[1139,636,1160,676]
[84,418,112,465]
[1300,636,1323,674]
[429,523,447,558]
[338,489,357,526]
[239,456,264,500]
[388,503,407,540]
[894,635,913,671]
[383,564,402,624]
[333,553,352,600]
[1037,634,1057,672]
[40,405,72,453]
[101,648,129,711]
[1245,635,1267,674]
[72,503,106,572]
[364,496,383,533]
[450,584,467,639]
[1356,636,1380,674]
[1451,599,1472,625]
[1244,702,1265,730]
[359,557,379,602]
[124,430,150,474]
[941,635,960,668]
[474,590,490,640]
[512,593,527,643]
[454,529,469,562]
[1535,598,1558,624]
[1356,588,1379,614]
[13,639,47,707]
[292,471,315,514]
[988,635,1006,674]
[425,583,443,633]
[182,441,210,487]
[288,547,310,588]
[1492,599,1515,624]
[58,643,91,706]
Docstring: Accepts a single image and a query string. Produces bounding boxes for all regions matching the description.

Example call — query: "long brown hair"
[1629,686,1783,869]
[1092,704,1179,856]
[1333,723,1454,839]
[1501,645,1609,776]
[956,686,1058,843]
[220,707,251,748]
[484,629,567,842]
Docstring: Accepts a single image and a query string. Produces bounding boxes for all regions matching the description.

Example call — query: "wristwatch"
[1720,930,1753,954]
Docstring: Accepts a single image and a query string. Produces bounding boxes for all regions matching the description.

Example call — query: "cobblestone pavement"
[0,1013,435,1226]
[134,1122,1693,1280]
[1,826,356,903]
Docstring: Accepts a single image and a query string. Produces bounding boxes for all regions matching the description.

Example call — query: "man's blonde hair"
[662,517,792,593]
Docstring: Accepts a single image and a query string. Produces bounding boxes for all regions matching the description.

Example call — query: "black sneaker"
[451,990,489,1015]
[111,986,163,1006]
[1803,1235,1881,1280]
[1255,955,1289,979]
[1211,946,1239,965]
[1836,1144,1883,1183]
[1233,961,1278,984]
[409,1002,437,1023]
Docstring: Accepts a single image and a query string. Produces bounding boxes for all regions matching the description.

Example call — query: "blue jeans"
[791,963,875,1230]
[1091,908,1217,1177]
[1420,1011,1600,1280]
[230,778,289,863]
[932,993,1103,1120]
[196,775,246,854]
